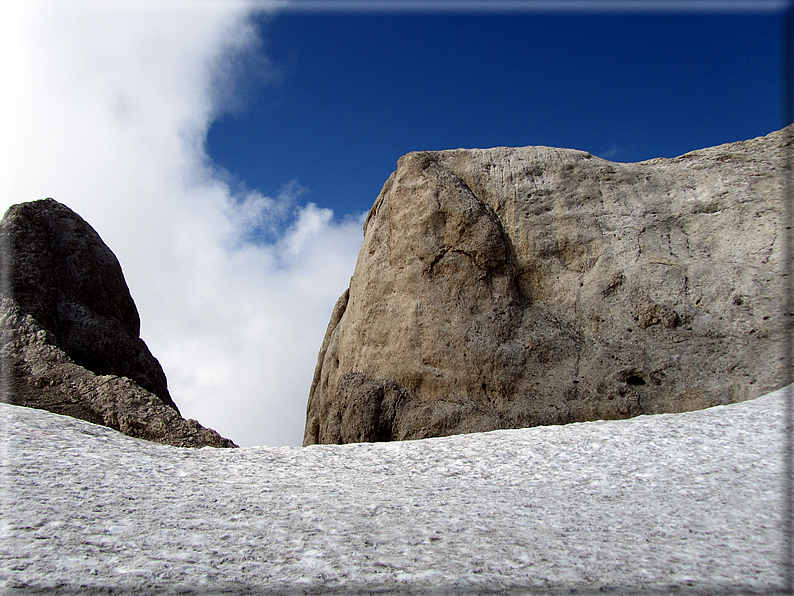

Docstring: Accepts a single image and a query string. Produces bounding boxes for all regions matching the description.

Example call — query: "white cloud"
[599,145,622,160]
[0,0,364,446]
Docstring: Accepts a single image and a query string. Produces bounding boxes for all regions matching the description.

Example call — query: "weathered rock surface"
[0,199,236,448]
[305,126,790,445]
[1,198,174,408]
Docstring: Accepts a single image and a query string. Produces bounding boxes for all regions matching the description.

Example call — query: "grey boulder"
[0,198,236,448]
[1,198,174,409]
[305,126,790,445]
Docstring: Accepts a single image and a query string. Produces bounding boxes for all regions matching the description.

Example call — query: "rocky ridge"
[304,126,790,445]
[0,198,236,448]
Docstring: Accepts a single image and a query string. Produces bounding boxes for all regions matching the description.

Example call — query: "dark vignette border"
[0,2,792,595]
[783,2,793,594]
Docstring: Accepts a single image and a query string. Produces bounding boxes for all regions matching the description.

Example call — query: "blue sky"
[207,7,787,219]
[2,0,791,447]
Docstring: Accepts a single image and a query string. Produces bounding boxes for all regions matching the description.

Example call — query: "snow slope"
[0,387,788,595]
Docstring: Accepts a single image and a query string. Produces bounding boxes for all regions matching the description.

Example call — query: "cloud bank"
[1,0,365,446]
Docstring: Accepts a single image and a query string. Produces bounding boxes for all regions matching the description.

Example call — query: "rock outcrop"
[305,126,790,445]
[0,198,236,448]
[1,199,175,409]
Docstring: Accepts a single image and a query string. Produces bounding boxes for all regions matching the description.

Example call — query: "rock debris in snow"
[0,387,788,594]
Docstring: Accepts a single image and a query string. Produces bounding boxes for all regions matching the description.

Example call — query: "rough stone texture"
[0,198,175,410]
[0,199,236,448]
[0,298,236,448]
[305,126,790,445]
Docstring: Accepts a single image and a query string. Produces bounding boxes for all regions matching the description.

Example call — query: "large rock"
[0,198,175,409]
[305,126,790,445]
[0,198,236,448]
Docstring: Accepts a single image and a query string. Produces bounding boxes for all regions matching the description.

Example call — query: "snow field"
[0,387,788,594]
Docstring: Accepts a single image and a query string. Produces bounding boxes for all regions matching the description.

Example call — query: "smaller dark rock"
[0,198,176,410]
[0,199,237,448]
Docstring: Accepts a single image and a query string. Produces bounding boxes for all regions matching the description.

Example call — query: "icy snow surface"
[0,387,788,595]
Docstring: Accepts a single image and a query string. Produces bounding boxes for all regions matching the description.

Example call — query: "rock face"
[305,126,790,445]
[1,199,174,409]
[1,198,236,448]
